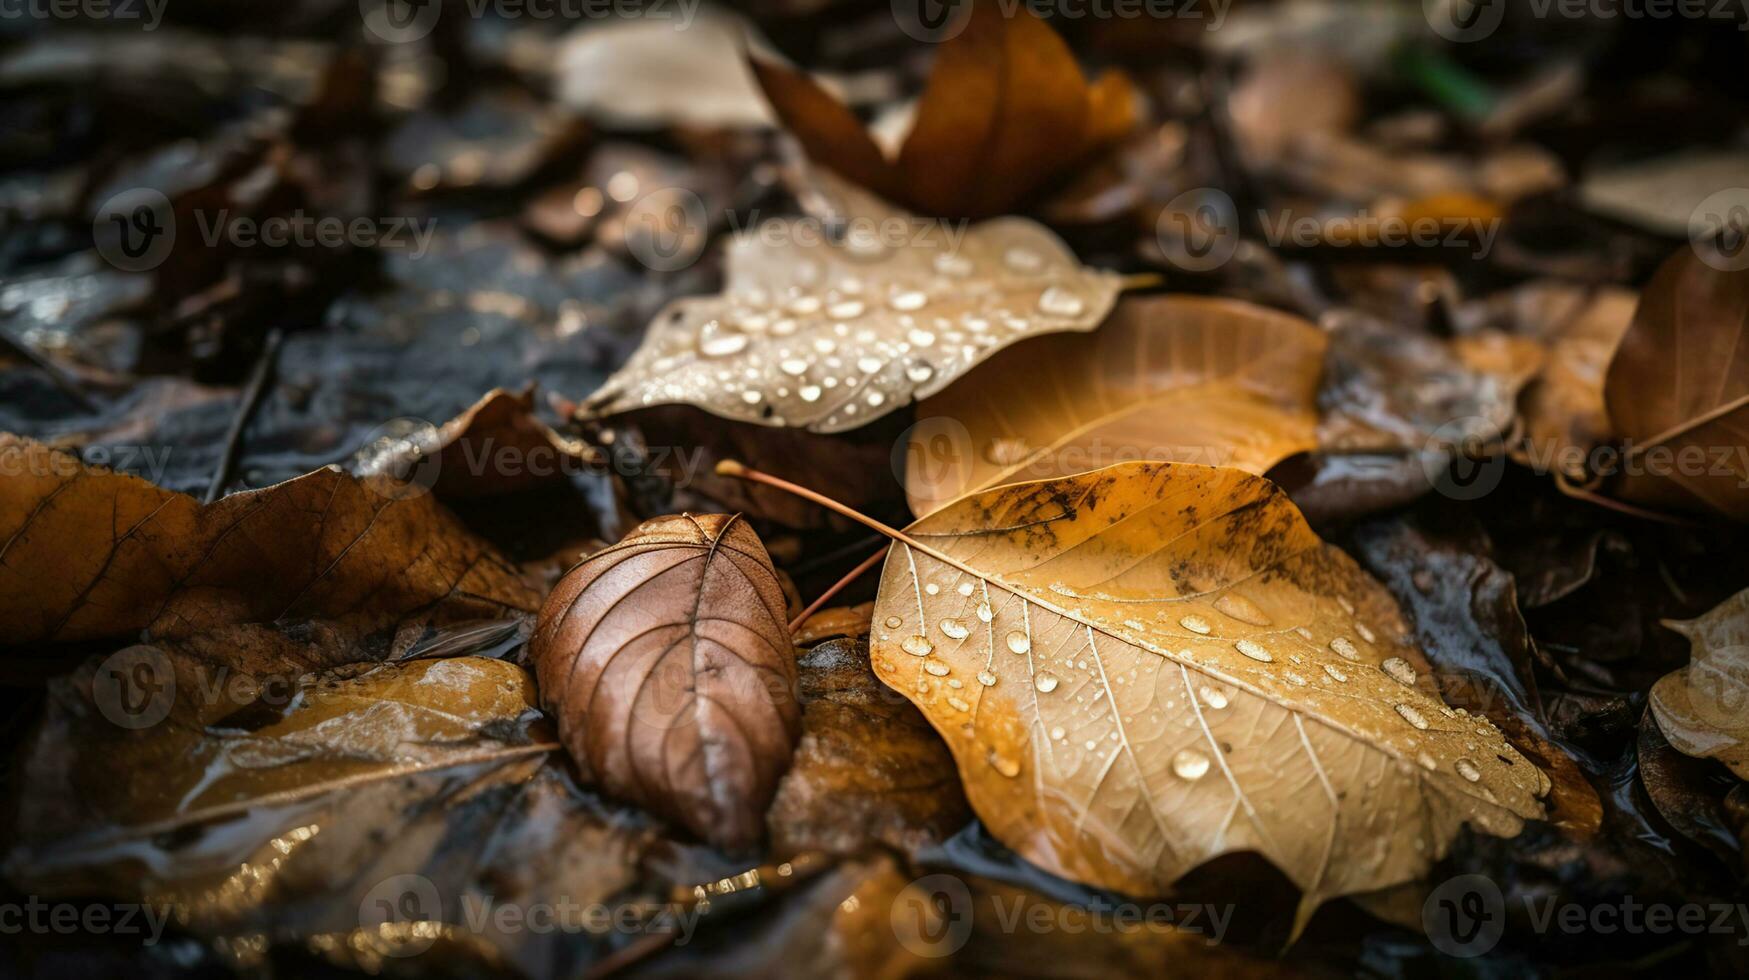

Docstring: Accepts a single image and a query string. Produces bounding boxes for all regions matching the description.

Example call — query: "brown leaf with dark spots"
[1604,249,1749,520]
[767,638,970,859]
[530,513,800,850]
[0,435,539,659]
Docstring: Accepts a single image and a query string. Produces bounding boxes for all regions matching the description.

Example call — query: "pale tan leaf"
[906,295,1326,516]
[867,463,1548,919]
[583,176,1122,433]
[1651,587,1749,779]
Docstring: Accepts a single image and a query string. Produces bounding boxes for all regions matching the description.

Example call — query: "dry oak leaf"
[530,513,801,850]
[581,176,1122,434]
[866,463,1549,921]
[906,295,1327,516]
[0,435,539,652]
[1603,249,1749,521]
[750,4,1135,219]
[1650,586,1749,779]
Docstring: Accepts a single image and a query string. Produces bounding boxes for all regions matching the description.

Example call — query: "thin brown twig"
[0,329,98,412]
[204,328,285,504]
[787,545,890,633]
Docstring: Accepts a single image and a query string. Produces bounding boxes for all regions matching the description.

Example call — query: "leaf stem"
[787,545,889,633]
[714,459,926,550]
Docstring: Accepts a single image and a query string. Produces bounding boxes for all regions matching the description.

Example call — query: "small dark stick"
[204,329,285,504]
[0,330,99,413]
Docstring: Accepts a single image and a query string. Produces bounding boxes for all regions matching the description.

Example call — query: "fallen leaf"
[1482,283,1638,482]
[766,638,971,859]
[1650,586,1749,778]
[354,387,596,500]
[582,175,1122,433]
[865,462,1548,921]
[791,602,873,646]
[906,295,1327,516]
[8,654,552,879]
[1228,50,1360,168]
[1579,150,1749,236]
[0,435,540,659]
[1603,249,1749,521]
[751,5,1136,218]
[1639,712,1746,872]
[530,513,800,849]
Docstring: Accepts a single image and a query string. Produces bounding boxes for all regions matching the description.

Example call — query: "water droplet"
[940,618,970,639]
[1214,593,1271,626]
[1034,673,1059,693]
[1180,615,1212,635]
[988,751,1021,778]
[951,581,973,596]
[1455,758,1482,782]
[699,324,748,357]
[1005,247,1043,272]
[905,362,934,383]
[740,390,762,404]
[891,291,928,312]
[1234,639,1272,662]
[977,670,997,687]
[1337,596,1356,615]
[1417,751,1438,771]
[1284,671,1308,686]
[962,314,990,332]
[1323,664,1348,682]
[1006,631,1031,654]
[1049,725,1066,740]
[884,616,902,629]
[925,661,950,676]
[925,583,940,595]
[947,696,971,712]
[798,385,822,402]
[934,253,973,277]
[1172,749,1211,781]
[866,391,885,408]
[1036,286,1084,317]
[1395,703,1430,730]
[1199,685,1229,709]
[1330,637,1360,661]
[902,635,933,657]
[779,358,808,377]
[788,296,821,315]
[907,328,936,347]
[976,603,994,623]
[1381,657,1417,686]
[1355,622,1377,643]
[828,300,865,319]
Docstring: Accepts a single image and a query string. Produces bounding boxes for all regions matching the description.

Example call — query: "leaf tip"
[715,458,749,478]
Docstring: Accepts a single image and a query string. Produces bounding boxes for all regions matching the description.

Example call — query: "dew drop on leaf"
[1172,749,1211,781]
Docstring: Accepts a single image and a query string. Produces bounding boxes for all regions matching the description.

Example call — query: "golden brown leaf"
[582,176,1122,434]
[1651,587,1749,779]
[905,295,1327,516]
[866,463,1548,920]
[0,435,539,655]
[751,5,1136,219]
[530,513,800,850]
[1603,249,1749,520]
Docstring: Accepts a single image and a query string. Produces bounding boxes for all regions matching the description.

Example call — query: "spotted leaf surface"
[868,463,1548,919]
[582,179,1122,433]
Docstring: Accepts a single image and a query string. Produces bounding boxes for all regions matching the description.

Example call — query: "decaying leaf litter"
[3,2,1749,977]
